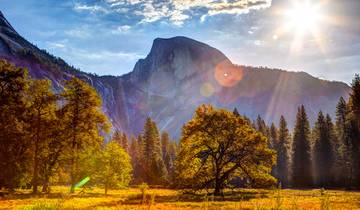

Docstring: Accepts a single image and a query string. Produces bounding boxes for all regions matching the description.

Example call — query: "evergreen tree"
[142,118,168,185]
[350,74,360,129]
[292,105,313,187]
[348,75,360,188]
[277,116,291,187]
[334,97,351,187]
[112,131,122,144]
[269,123,278,149]
[0,60,31,190]
[121,133,129,152]
[269,123,278,178]
[256,115,270,138]
[161,131,176,177]
[233,107,240,117]
[313,111,333,187]
[161,132,170,162]
[61,77,111,193]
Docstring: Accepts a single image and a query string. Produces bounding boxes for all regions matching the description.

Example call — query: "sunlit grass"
[0,187,359,209]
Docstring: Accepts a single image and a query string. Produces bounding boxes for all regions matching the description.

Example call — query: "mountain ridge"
[0,11,351,138]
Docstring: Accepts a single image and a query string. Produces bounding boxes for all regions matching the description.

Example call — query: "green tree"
[333,97,352,187]
[142,118,168,185]
[161,131,176,178]
[256,115,270,138]
[348,74,360,188]
[313,111,334,187]
[0,60,31,190]
[95,141,132,195]
[61,77,111,193]
[112,131,129,152]
[292,105,312,187]
[269,123,278,149]
[276,116,291,186]
[176,105,276,195]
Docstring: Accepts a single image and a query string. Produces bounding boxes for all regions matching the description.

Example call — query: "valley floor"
[0,186,360,209]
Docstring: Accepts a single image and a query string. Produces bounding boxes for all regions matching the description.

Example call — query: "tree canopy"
[175,105,276,195]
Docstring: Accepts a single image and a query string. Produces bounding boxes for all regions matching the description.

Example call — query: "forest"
[1,59,360,209]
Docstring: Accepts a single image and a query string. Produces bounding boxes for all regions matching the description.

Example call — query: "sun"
[274,0,327,53]
[285,1,321,33]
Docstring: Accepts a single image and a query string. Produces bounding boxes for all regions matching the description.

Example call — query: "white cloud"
[74,3,109,13]
[111,25,131,34]
[48,42,66,49]
[102,0,272,26]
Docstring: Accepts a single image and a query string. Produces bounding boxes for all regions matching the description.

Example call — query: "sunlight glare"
[285,2,321,32]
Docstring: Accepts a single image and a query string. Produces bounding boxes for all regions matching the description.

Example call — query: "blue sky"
[1,0,359,83]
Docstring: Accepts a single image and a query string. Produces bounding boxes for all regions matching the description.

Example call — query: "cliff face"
[0,11,350,138]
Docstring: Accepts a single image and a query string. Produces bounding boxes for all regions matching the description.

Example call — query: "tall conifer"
[292,105,312,187]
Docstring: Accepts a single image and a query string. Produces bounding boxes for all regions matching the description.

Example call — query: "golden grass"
[0,186,359,209]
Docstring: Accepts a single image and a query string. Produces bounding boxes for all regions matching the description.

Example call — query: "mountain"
[0,11,350,138]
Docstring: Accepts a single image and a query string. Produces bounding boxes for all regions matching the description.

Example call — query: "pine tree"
[313,111,333,187]
[112,131,122,145]
[0,60,31,190]
[270,123,278,149]
[348,74,360,188]
[61,77,111,193]
[269,123,278,178]
[233,107,240,117]
[292,105,312,187]
[277,116,291,187]
[256,115,270,138]
[142,118,168,185]
[121,133,129,152]
[161,131,175,176]
[334,97,351,187]
[350,74,360,129]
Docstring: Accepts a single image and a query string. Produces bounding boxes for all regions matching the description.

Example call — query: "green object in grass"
[75,176,90,189]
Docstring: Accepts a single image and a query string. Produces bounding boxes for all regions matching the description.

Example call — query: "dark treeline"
[251,74,360,189]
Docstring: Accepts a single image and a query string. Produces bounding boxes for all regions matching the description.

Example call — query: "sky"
[0,0,359,84]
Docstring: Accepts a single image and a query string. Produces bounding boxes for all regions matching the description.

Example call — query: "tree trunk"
[32,110,41,194]
[42,181,50,193]
[32,142,39,194]
[214,179,222,196]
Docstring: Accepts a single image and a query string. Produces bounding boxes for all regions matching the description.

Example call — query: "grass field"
[1,186,360,209]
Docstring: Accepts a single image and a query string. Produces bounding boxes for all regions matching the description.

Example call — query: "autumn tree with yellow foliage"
[175,105,276,195]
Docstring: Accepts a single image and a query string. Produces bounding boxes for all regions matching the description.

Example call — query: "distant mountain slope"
[0,11,350,138]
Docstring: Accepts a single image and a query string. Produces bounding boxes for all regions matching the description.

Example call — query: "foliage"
[95,141,132,194]
[61,77,111,192]
[0,59,31,190]
[176,105,276,195]
[292,105,312,187]
[275,116,291,187]
[313,112,335,187]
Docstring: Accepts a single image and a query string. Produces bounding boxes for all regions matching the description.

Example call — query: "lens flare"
[200,82,215,97]
[74,176,90,189]
[214,61,243,87]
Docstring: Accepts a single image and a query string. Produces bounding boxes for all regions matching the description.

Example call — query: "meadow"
[1,187,360,210]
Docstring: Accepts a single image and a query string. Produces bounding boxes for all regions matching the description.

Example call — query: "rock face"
[0,11,350,138]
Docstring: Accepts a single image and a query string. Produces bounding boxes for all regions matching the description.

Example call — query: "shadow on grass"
[121,190,269,206]
[0,191,115,200]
